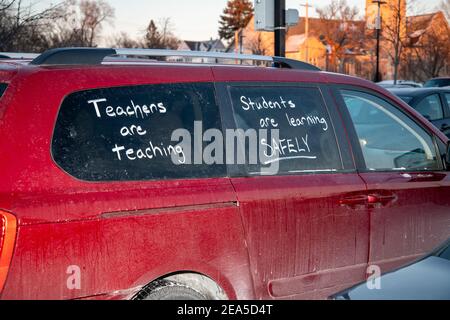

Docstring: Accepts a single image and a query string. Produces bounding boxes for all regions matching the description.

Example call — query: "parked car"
[0,52,38,59]
[1,48,449,300]
[377,80,423,88]
[424,77,450,88]
[330,238,450,300]
[388,87,450,138]
[0,52,39,64]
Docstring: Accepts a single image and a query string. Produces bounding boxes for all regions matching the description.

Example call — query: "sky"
[33,0,442,42]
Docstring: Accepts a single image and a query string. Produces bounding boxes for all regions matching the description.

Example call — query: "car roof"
[0,57,375,87]
[388,87,450,96]
[0,48,396,93]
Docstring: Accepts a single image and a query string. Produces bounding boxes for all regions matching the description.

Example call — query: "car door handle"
[340,193,396,208]
[339,195,369,207]
[367,194,396,205]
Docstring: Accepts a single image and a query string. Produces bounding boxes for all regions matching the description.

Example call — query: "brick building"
[235,1,449,81]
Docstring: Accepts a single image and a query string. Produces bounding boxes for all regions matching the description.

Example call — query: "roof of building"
[407,12,440,31]
[286,17,366,38]
[407,11,448,39]
[183,39,226,52]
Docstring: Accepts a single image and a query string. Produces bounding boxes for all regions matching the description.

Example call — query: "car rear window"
[52,82,226,181]
[228,85,342,175]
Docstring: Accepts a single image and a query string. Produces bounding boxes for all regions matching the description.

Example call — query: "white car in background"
[377,80,423,88]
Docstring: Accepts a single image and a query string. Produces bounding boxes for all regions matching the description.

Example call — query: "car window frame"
[331,85,445,173]
[214,81,355,178]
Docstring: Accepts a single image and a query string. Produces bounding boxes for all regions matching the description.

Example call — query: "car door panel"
[232,174,369,299]
[359,171,450,271]
[336,87,450,274]
[214,82,370,299]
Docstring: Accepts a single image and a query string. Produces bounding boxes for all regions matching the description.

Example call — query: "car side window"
[414,94,444,121]
[340,90,440,171]
[445,93,450,109]
[228,85,343,175]
[52,82,225,181]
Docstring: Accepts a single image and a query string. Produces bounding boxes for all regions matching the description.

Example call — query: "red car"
[0,48,449,300]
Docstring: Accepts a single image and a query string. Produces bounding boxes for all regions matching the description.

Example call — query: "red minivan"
[0,48,449,300]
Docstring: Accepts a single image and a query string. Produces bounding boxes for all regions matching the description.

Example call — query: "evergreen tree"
[144,19,179,49]
[218,0,253,40]
[145,20,162,48]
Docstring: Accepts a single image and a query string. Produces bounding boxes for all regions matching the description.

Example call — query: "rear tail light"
[0,210,17,294]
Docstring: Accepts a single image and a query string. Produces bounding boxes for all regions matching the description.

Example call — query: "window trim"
[332,85,445,173]
[214,81,353,178]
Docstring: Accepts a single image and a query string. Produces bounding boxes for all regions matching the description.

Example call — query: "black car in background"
[388,88,450,138]
[330,238,450,300]
[424,77,450,88]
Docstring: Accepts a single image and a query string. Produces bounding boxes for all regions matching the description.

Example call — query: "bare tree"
[109,32,142,48]
[0,0,116,51]
[406,13,450,80]
[144,18,179,49]
[79,0,114,46]
[47,0,115,48]
[381,0,412,84]
[248,33,266,55]
[413,33,450,79]
[0,0,15,12]
[158,18,179,49]
[316,0,362,73]
[0,0,67,51]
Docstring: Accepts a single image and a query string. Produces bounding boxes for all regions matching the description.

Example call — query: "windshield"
[398,96,413,103]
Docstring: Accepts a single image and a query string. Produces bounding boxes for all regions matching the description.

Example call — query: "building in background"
[234,0,449,81]
[168,38,226,63]
[402,11,450,81]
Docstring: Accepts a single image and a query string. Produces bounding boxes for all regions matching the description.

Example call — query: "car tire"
[141,280,207,300]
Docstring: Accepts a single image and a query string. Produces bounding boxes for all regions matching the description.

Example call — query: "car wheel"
[140,280,207,300]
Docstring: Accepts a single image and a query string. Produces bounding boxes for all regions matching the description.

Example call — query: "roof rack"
[0,52,39,59]
[28,47,321,71]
